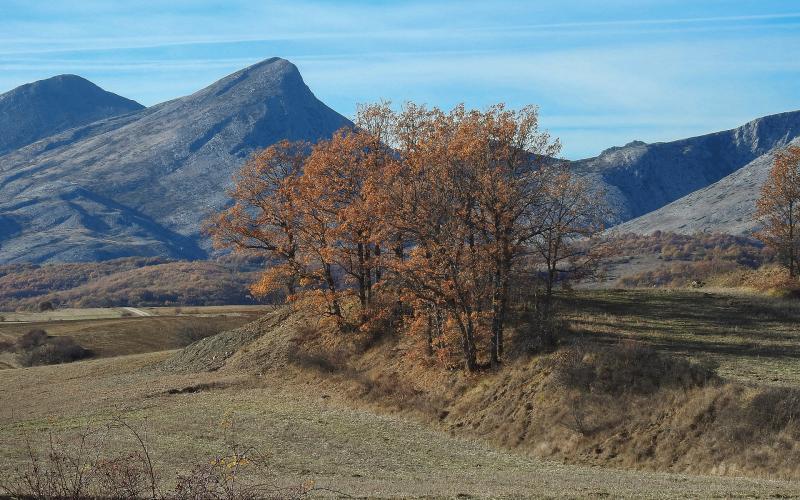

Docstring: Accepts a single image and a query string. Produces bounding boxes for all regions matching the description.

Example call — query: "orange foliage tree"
[755,146,800,278]
[204,140,306,298]
[208,102,607,371]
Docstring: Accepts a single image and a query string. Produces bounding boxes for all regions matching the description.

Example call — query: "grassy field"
[562,289,800,386]
[0,305,273,368]
[2,352,800,498]
[2,290,800,497]
[0,304,273,322]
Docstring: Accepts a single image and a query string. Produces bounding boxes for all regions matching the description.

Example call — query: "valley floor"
[2,290,800,497]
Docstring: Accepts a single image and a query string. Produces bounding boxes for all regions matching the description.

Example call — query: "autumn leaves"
[756,146,800,278]
[206,103,606,371]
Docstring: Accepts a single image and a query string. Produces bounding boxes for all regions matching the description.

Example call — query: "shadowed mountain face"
[614,136,800,236]
[574,110,800,225]
[0,75,143,155]
[0,58,351,263]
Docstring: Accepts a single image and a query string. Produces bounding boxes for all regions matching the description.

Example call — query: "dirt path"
[121,306,151,317]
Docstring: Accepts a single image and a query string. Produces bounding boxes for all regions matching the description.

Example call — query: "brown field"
[2,290,800,497]
[0,306,273,367]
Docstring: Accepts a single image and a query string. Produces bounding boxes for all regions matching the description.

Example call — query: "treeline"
[610,231,772,267]
[609,232,775,289]
[207,102,607,371]
[0,256,268,310]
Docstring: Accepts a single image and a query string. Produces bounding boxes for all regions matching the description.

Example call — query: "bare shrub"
[38,301,54,312]
[551,340,716,396]
[16,331,92,367]
[0,417,325,500]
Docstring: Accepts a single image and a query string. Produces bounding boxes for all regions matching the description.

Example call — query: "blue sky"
[1,1,799,159]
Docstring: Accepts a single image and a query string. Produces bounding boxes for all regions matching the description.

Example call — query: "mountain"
[614,136,800,235]
[0,74,143,155]
[573,110,800,224]
[0,58,351,263]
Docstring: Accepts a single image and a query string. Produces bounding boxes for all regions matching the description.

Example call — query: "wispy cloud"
[1,0,799,158]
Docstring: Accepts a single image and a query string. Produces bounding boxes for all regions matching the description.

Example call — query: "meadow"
[2,290,800,497]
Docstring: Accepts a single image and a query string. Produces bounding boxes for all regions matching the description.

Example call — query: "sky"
[1,0,799,159]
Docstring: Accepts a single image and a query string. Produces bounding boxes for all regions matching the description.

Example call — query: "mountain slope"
[0,58,351,263]
[613,136,800,235]
[574,110,800,224]
[0,75,143,155]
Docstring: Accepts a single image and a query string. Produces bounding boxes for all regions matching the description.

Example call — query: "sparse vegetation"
[11,328,92,366]
[0,256,269,311]
[175,322,225,347]
[0,417,317,500]
[608,231,781,289]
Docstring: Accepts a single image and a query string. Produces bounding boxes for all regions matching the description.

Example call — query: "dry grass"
[0,310,268,367]
[2,352,800,498]
[561,289,800,386]
[4,291,800,496]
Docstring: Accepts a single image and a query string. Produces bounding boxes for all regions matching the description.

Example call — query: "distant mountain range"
[0,57,798,264]
[0,58,350,263]
[614,135,800,235]
[573,110,800,227]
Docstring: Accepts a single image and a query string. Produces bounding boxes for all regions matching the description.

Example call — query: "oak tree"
[755,146,800,277]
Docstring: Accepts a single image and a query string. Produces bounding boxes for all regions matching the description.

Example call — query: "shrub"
[38,301,54,312]
[17,335,92,367]
[0,417,319,500]
[551,340,716,396]
[16,329,47,350]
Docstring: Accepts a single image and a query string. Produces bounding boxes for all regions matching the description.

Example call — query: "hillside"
[0,256,268,310]
[614,136,800,235]
[574,110,800,224]
[0,58,350,264]
[0,75,143,155]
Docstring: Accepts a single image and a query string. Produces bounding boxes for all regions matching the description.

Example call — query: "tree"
[532,165,607,307]
[208,101,611,371]
[470,105,560,365]
[755,146,800,278]
[296,129,393,324]
[205,140,306,299]
[372,103,560,370]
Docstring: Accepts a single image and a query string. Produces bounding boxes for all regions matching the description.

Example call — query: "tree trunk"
[490,263,503,367]
[374,244,382,283]
[323,263,343,324]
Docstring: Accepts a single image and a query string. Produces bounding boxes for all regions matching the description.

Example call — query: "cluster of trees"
[756,146,800,277]
[0,329,91,367]
[207,102,607,371]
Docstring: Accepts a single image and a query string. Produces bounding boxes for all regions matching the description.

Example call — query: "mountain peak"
[0,75,144,154]
[193,57,307,102]
[0,58,351,264]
